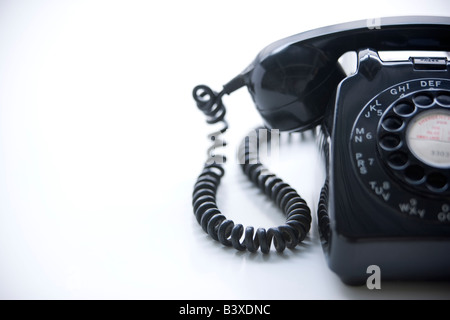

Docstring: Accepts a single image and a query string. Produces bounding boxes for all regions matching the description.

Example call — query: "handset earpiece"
[230,16,450,131]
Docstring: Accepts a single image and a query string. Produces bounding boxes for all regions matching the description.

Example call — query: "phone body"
[193,16,450,285]
[319,49,450,284]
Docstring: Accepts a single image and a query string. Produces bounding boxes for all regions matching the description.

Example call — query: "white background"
[1,0,450,299]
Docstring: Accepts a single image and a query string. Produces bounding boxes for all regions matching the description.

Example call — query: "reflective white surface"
[1,0,450,299]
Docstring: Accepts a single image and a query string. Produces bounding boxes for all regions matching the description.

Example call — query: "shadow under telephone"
[191,16,450,285]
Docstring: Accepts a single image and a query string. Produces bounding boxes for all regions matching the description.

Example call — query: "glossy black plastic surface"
[320,50,450,285]
[243,16,450,131]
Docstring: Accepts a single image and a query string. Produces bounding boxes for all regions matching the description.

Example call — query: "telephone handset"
[192,16,450,284]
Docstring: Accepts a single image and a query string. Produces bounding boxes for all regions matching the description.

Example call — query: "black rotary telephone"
[191,16,450,285]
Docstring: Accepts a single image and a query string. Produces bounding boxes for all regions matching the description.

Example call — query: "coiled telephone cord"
[192,85,312,253]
